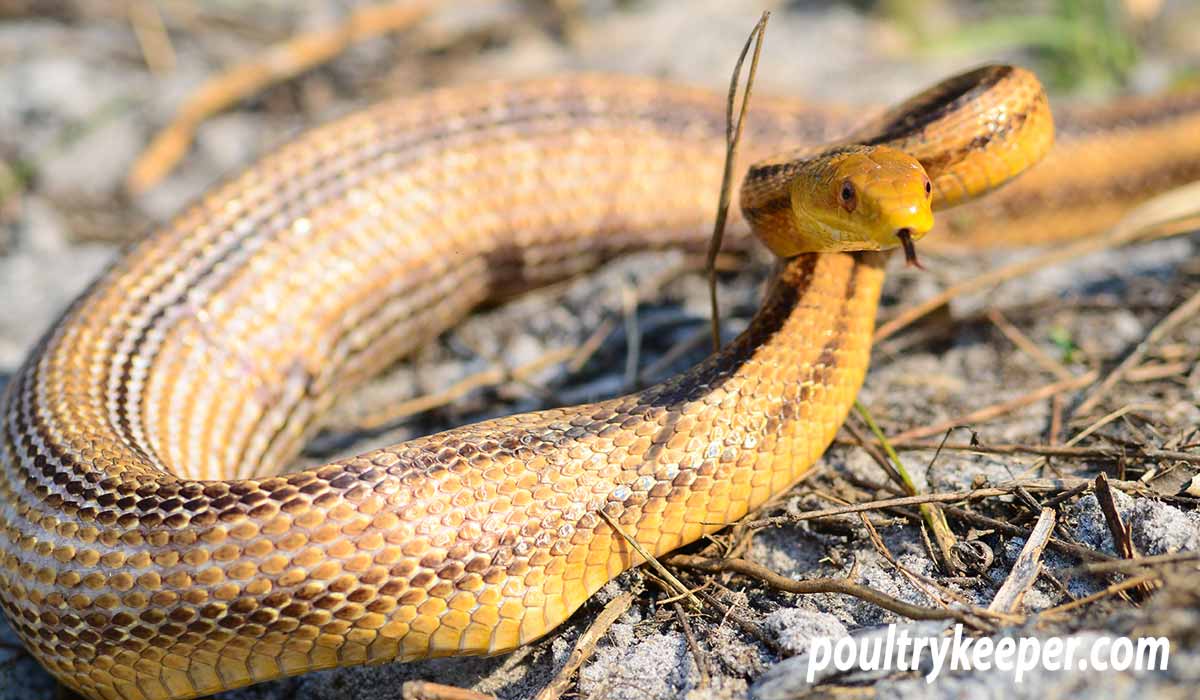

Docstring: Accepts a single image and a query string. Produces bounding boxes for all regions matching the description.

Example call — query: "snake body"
[1,65,1198,700]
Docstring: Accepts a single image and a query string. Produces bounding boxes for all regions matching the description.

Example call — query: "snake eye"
[839,180,857,212]
[924,179,932,198]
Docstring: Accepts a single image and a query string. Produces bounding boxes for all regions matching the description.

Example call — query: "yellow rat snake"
[3,64,1200,699]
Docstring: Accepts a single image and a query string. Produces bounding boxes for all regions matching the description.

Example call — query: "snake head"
[787,145,934,262]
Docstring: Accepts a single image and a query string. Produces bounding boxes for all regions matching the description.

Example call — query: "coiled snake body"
[2,65,1200,700]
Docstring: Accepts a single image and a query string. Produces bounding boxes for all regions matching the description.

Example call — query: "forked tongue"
[897,228,924,269]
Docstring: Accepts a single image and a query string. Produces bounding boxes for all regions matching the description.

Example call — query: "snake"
[2,63,1200,700]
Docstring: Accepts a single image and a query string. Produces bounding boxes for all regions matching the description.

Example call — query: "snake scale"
[3,63,1200,700]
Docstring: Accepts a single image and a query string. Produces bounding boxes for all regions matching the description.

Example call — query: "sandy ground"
[2,1,1200,699]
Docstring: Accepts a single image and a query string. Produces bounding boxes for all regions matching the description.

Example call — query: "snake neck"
[605,250,887,530]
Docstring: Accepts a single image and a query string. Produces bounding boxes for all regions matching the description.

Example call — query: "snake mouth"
[897,228,924,269]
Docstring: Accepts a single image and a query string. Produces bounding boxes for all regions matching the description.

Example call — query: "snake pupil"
[925,179,932,197]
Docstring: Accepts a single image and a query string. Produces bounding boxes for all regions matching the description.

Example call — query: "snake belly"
[0,66,1195,700]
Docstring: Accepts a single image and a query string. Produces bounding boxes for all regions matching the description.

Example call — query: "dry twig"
[128,2,432,193]
[744,478,1117,530]
[128,0,176,75]
[673,602,711,688]
[832,437,1200,466]
[535,592,635,700]
[987,308,1073,381]
[695,588,781,653]
[597,510,700,609]
[1095,474,1138,561]
[1041,573,1161,618]
[890,371,1097,442]
[706,11,769,350]
[1075,286,1200,415]
[1067,551,1200,578]
[938,504,1115,564]
[987,508,1055,613]
[402,681,496,700]
[334,254,711,431]
[340,346,577,431]
[854,401,963,572]
[854,509,991,619]
[667,555,988,627]
[1094,474,1158,599]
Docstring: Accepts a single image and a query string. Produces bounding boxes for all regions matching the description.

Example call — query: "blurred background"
[2,2,1200,699]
